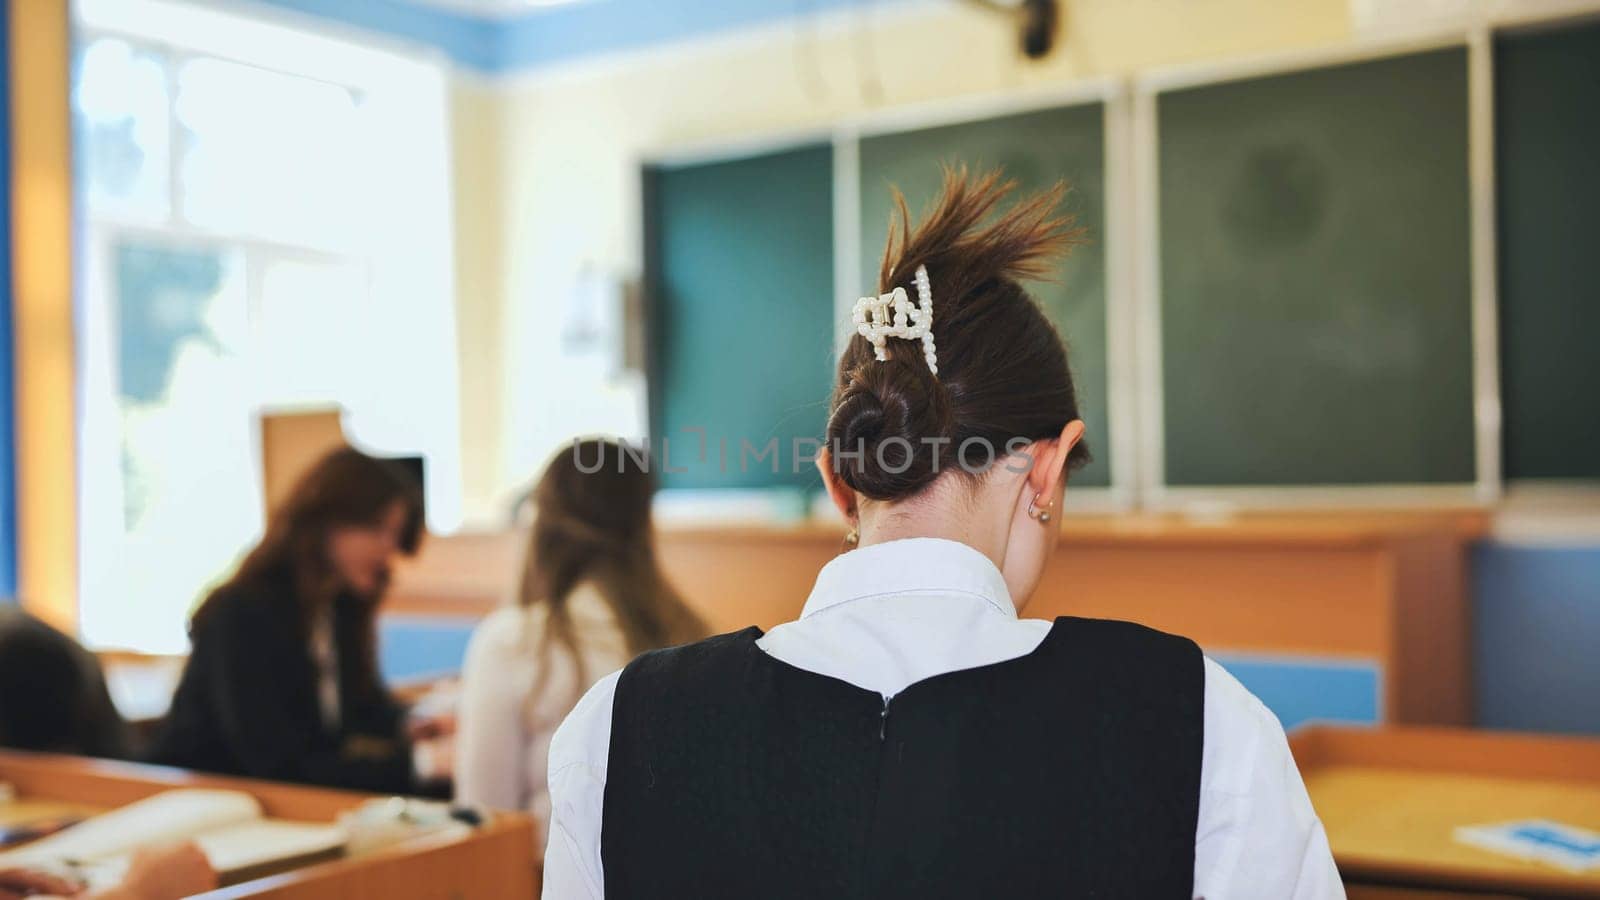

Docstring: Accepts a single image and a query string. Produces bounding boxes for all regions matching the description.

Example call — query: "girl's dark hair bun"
[828,356,953,500]
[824,166,1091,504]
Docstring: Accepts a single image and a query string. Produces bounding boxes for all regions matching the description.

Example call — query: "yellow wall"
[451,76,512,525]
[458,0,1354,514]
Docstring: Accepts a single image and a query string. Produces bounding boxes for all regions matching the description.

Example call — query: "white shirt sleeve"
[454,609,533,817]
[542,669,622,900]
[1193,659,1346,900]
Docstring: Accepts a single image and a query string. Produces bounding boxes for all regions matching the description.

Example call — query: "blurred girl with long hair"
[150,447,424,792]
[454,438,705,841]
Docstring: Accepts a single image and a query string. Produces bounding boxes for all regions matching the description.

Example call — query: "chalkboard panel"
[858,104,1111,488]
[644,144,835,490]
[1496,22,1600,481]
[1158,48,1476,487]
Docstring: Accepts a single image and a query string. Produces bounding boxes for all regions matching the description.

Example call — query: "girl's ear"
[1025,419,1087,502]
[816,448,857,522]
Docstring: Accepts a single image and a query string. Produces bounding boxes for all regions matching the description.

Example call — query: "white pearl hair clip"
[851,264,938,377]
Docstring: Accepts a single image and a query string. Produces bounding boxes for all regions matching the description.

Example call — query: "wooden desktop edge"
[0,751,539,900]
[0,752,375,820]
[1289,725,1600,899]
[195,816,538,900]
[1289,724,1600,783]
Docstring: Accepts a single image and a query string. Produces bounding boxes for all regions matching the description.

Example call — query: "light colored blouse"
[543,537,1345,899]
[454,583,628,846]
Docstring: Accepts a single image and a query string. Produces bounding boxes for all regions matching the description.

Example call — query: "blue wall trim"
[251,0,889,74]
[379,615,477,682]
[0,0,18,602]
[1474,542,1600,736]
[248,0,498,69]
[493,0,876,74]
[1211,655,1381,732]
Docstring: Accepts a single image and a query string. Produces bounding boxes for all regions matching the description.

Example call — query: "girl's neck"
[856,485,1010,572]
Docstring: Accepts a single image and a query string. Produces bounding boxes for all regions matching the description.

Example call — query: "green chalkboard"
[1496,22,1600,481]
[1158,48,1476,486]
[858,104,1111,488]
[644,144,836,490]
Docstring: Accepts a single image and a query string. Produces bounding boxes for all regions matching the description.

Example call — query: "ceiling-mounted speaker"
[1020,0,1057,59]
[962,0,1060,60]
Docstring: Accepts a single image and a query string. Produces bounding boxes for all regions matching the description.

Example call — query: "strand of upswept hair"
[878,165,1084,301]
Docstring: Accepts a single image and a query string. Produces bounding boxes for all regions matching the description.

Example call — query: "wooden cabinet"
[389,511,1485,728]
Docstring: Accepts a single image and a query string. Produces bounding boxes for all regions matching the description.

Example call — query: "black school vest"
[601,616,1204,899]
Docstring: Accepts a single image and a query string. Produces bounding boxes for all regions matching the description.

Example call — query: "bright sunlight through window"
[73,0,461,652]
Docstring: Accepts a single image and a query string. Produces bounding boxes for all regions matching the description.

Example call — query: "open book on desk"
[0,789,346,889]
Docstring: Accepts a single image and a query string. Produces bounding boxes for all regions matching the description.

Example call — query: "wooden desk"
[0,752,538,899]
[389,510,1487,727]
[1291,726,1600,899]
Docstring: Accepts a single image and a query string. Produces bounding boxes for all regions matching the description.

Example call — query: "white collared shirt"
[543,538,1345,899]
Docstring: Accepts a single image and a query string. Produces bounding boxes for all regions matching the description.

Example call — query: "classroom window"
[75,38,171,222]
[73,3,460,653]
[175,57,366,250]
